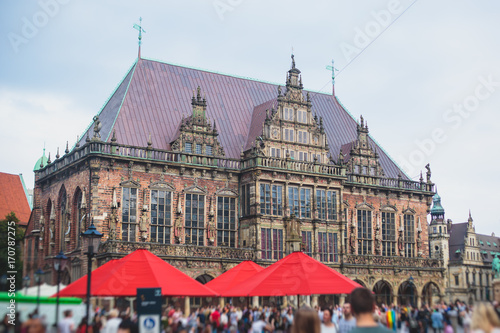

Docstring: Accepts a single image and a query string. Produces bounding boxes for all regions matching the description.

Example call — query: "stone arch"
[195,274,214,284]
[397,279,418,306]
[373,280,393,306]
[354,279,366,287]
[421,281,440,306]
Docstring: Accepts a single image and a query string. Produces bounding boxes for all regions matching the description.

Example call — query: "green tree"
[0,212,25,291]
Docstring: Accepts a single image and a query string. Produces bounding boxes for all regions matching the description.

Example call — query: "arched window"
[404,214,415,257]
[58,187,68,252]
[382,211,396,256]
[357,209,372,255]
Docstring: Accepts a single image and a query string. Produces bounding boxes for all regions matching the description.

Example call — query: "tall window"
[150,190,172,244]
[404,214,415,257]
[122,187,137,241]
[318,232,338,262]
[382,212,396,256]
[217,197,237,247]
[289,187,299,216]
[185,194,205,246]
[75,190,83,248]
[317,190,327,220]
[260,184,283,215]
[300,188,311,218]
[302,231,313,256]
[185,142,192,153]
[327,191,337,220]
[261,228,283,260]
[357,210,372,255]
[241,184,251,217]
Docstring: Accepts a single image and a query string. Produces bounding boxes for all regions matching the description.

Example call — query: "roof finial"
[133,17,146,59]
[65,141,69,154]
[291,53,295,69]
[325,59,338,96]
[76,135,80,148]
[56,147,60,159]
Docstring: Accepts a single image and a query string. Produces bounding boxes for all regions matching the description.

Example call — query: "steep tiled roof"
[0,172,31,225]
[448,222,500,264]
[79,57,406,178]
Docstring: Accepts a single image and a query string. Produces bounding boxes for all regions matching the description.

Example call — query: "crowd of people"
[3,289,500,333]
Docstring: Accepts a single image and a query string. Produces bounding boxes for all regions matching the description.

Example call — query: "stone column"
[417,296,422,308]
[393,295,398,306]
[184,297,190,316]
[311,295,319,308]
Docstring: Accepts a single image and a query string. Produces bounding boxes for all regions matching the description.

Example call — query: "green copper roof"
[33,148,48,171]
[430,192,445,214]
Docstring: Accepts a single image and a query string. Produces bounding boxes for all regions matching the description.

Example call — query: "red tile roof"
[78,57,406,179]
[0,172,31,225]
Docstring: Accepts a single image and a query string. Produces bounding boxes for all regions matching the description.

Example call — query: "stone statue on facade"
[139,210,149,241]
[207,219,216,245]
[398,227,404,256]
[493,255,500,279]
[109,212,117,240]
[349,226,356,254]
[49,203,55,246]
[425,163,432,183]
[39,211,45,250]
[374,220,381,255]
[174,217,183,243]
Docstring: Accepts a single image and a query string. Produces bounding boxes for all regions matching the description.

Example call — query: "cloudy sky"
[1,1,499,235]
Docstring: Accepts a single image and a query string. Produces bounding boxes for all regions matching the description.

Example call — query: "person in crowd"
[76,317,92,333]
[461,306,472,333]
[58,310,75,333]
[471,303,500,333]
[447,305,459,333]
[321,308,337,333]
[102,309,122,333]
[347,288,392,333]
[338,303,357,333]
[431,308,444,333]
[285,307,295,332]
[291,307,321,333]
[251,313,273,333]
[116,320,138,333]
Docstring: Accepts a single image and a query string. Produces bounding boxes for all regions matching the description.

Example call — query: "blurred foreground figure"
[471,303,500,333]
[349,288,392,333]
[292,307,321,333]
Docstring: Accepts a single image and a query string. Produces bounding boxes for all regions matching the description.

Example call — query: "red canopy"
[205,261,264,294]
[55,249,217,297]
[221,252,362,297]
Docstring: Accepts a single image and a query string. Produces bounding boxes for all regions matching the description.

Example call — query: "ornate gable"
[343,116,385,177]
[245,55,332,164]
[170,86,225,157]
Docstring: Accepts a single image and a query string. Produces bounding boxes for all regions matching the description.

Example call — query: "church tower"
[428,192,450,266]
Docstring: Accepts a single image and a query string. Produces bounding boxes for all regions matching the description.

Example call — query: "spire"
[468,209,473,227]
[56,147,60,159]
[133,17,146,59]
[430,190,445,223]
[325,59,338,96]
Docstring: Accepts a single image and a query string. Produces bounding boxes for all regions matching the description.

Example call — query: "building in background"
[0,172,32,227]
[23,55,444,307]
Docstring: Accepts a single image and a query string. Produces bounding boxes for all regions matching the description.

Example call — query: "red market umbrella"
[221,252,362,297]
[54,249,217,297]
[205,261,264,294]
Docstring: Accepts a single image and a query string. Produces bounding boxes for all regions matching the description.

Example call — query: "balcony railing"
[347,174,434,192]
[344,254,442,269]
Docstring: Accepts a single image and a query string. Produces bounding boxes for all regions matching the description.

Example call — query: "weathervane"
[325,59,338,95]
[133,17,146,58]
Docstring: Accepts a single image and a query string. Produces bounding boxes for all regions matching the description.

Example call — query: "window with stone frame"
[382,211,396,256]
[241,184,251,217]
[260,184,283,216]
[289,187,299,217]
[122,187,138,241]
[300,188,311,218]
[206,145,213,156]
[284,128,294,142]
[316,190,337,221]
[302,230,313,256]
[185,142,192,153]
[404,214,415,257]
[270,147,281,158]
[283,107,294,121]
[298,131,308,144]
[357,209,372,255]
[185,193,205,246]
[150,190,172,244]
[318,232,338,262]
[297,109,307,123]
[195,143,202,154]
[217,196,236,247]
[455,275,459,286]
[261,228,283,260]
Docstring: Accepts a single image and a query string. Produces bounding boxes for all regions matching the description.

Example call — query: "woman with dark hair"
[76,317,92,333]
[292,307,321,333]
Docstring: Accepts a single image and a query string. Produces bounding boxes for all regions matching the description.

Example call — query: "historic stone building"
[23,54,444,307]
[429,194,500,303]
